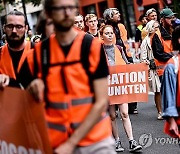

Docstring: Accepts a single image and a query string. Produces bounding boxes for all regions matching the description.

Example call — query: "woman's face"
[102,26,114,44]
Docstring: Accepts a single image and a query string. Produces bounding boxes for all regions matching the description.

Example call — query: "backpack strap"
[80,33,94,91]
[40,34,93,106]
[41,38,50,107]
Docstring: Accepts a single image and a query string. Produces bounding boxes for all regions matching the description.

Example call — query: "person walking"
[140,20,162,119]
[100,25,142,152]
[28,0,116,154]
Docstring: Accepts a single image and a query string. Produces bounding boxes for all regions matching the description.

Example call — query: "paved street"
[116,94,180,154]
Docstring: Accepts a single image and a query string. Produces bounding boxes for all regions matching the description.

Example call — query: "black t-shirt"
[8,48,34,88]
[59,41,109,80]
[60,42,73,57]
[9,48,23,73]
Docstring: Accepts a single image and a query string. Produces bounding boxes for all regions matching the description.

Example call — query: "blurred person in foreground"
[161,26,180,138]
[36,11,54,40]
[28,0,116,154]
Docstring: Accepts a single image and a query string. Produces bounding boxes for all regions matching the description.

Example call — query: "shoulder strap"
[41,37,50,79]
[80,33,93,76]
[80,33,94,92]
[41,37,50,108]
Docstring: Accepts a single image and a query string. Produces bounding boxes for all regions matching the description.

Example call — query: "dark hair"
[98,18,105,29]
[36,11,47,40]
[172,25,180,51]
[4,9,27,25]
[138,14,146,22]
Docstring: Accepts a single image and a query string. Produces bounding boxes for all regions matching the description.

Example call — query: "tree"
[0,0,41,6]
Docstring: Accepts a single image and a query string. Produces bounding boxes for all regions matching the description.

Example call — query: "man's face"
[4,15,27,48]
[50,0,78,32]
[112,10,120,23]
[163,16,175,27]
[74,15,84,30]
[86,17,98,31]
[147,12,157,21]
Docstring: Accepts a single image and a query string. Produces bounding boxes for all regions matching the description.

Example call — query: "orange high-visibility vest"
[112,23,132,57]
[152,31,173,76]
[35,32,112,148]
[0,41,34,79]
[105,45,126,66]
[114,45,126,65]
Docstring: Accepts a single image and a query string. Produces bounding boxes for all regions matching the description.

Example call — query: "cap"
[160,8,176,18]
[145,8,156,17]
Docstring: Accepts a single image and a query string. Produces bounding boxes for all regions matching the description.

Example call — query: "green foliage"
[0,0,42,6]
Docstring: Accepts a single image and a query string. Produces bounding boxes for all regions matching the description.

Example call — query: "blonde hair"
[85,14,97,22]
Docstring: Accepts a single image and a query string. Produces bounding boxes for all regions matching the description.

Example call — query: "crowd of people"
[0,0,180,153]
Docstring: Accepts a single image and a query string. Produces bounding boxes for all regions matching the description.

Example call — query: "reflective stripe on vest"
[47,96,93,109]
[48,122,67,132]
[72,96,93,106]
[48,112,109,131]
[35,32,112,147]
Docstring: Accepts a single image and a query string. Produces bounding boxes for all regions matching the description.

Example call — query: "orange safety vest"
[0,41,34,79]
[164,55,180,138]
[153,31,173,76]
[104,45,126,66]
[113,23,132,57]
[35,32,112,148]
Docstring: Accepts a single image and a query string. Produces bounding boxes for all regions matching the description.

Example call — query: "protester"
[100,25,142,152]
[97,18,106,30]
[141,8,158,40]
[152,8,176,80]
[134,14,147,59]
[103,8,133,62]
[103,8,138,114]
[74,14,85,31]
[161,25,180,138]
[28,0,116,154]
[36,11,54,40]
[0,10,35,88]
[85,13,99,37]
[140,20,162,120]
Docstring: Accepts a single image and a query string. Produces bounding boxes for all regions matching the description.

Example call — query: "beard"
[54,19,74,32]
[6,33,25,48]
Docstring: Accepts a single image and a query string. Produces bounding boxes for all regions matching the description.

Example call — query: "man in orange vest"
[152,8,176,80]
[0,10,35,89]
[28,0,116,154]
